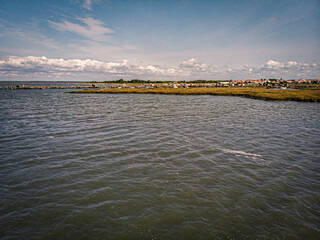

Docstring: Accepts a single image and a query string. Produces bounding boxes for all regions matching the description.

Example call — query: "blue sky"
[0,0,319,81]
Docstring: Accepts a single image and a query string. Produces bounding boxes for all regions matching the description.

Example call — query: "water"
[0,81,114,89]
[0,88,319,239]
[0,81,86,88]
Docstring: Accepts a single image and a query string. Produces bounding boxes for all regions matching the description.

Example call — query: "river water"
[0,88,319,239]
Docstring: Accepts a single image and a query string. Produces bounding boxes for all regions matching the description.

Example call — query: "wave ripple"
[0,91,319,239]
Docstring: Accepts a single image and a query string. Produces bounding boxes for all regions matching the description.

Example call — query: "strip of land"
[70,87,320,102]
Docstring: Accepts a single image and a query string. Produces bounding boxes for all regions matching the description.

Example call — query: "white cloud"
[0,20,61,53]
[263,60,318,71]
[0,17,136,60]
[0,56,127,73]
[82,0,102,10]
[180,58,213,72]
[287,61,298,67]
[237,60,319,79]
[266,60,284,68]
[0,56,184,79]
[49,17,113,42]
[0,56,318,81]
[83,0,93,10]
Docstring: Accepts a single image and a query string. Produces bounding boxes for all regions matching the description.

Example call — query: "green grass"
[70,87,320,102]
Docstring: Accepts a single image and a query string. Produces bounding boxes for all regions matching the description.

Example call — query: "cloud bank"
[0,56,318,81]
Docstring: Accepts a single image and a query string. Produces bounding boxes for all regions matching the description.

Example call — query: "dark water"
[0,89,319,239]
[0,81,112,89]
[0,81,86,88]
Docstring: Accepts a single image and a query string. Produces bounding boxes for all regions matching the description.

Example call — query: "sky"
[0,0,319,81]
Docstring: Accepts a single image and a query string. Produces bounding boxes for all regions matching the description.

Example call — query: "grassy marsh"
[70,87,320,102]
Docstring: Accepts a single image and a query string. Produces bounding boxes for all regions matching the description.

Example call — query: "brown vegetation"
[70,87,320,102]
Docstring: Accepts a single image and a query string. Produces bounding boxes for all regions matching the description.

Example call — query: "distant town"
[88,78,320,89]
[2,78,319,91]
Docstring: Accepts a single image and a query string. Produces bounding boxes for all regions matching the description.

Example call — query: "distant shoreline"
[70,87,320,102]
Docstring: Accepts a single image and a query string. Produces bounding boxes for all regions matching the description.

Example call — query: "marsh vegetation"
[71,87,320,102]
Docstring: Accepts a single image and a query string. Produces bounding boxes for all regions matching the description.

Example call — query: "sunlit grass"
[70,87,320,102]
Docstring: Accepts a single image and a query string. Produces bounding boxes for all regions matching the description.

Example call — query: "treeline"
[89,79,228,84]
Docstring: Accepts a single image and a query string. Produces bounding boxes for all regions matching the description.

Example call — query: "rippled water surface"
[1,89,319,239]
